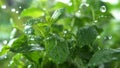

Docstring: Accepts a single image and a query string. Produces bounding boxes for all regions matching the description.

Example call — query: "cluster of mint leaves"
[0,0,120,68]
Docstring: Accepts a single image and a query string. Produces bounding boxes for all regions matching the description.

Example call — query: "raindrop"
[8,60,14,66]
[30,46,44,51]
[1,5,6,9]
[94,20,98,23]
[19,6,22,9]
[24,25,34,35]
[28,65,32,68]
[16,11,19,14]
[75,10,81,17]
[3,40,8,45]
[11,8,16,12]
[97,35,101,39]
[100,6,106,13]
[43,8,46,11]
[28,35,35,41]
[104,36,112,40]
[63,30,67,34]
[46,37,50,40]
[68,2,72,6]
[108,36,112,39]
[24,25,32,30]
[79,2,89,8]
[0,54,7,60]
[18,16,21,19]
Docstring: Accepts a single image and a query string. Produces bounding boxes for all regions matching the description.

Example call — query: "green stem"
[91,7,95,21]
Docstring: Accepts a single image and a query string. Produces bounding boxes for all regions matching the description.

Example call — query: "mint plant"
[0,0,120,68]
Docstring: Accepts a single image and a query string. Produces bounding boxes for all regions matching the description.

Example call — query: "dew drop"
[1,5,6,9]
[100,6,106,13]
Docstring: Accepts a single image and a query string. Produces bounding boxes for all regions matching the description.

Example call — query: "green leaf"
[23,51,43,64]
[50,8,65,22]
[21,8,44,18]
[88,49,120,66]
[51,24,63,33]
[8,53,25,68]
[70,0,82,12]
[0,46,10,56]
[45,34,69,64]
[77,26,98,47]
[10,35,30,53]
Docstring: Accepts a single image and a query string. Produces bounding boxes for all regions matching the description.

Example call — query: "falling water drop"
[11,8,16,12]
[97,35,101,39]
[16,11,19,14]
[28,65,32,68]
[108,36,112,40]
[75,10,81,17]
[18,16,21,19]
[94,20,98,23]
[68,2,72,6]
[19,6,22,9]
[3,40,8,45]
[100,6,106,13]
[1,5,6,9]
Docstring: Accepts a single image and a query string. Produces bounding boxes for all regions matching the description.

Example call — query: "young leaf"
[20,8,44,18]
[50,8,65,22]
[77,26,98,47]
[88,49,120,66]
[45,34,69,64]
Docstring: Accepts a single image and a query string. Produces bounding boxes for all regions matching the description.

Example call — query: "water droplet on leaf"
[24,25,34,34]
[80,2,89,8]
[104,36,112,40]
[100,6,106,13]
